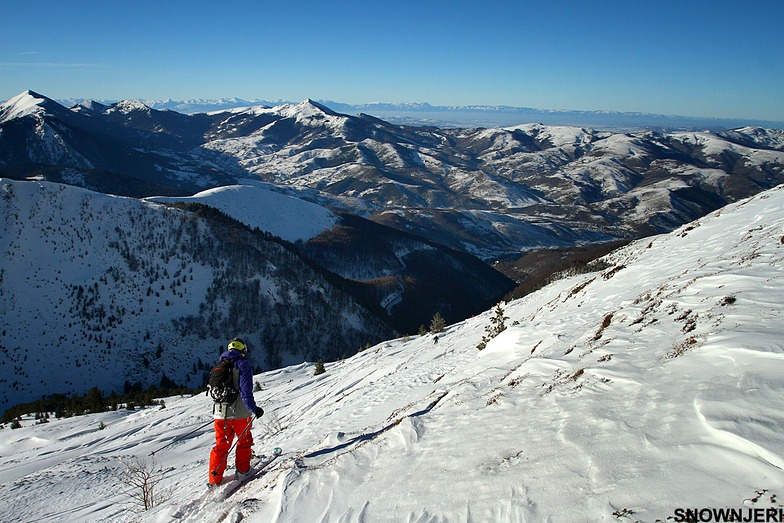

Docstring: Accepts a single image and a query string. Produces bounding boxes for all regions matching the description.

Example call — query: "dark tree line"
[2,378,200,425]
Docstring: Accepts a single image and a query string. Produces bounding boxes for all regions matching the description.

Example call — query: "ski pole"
[210,420,253,477]
[149,418,215,456]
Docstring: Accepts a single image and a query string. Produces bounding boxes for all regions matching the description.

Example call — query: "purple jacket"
[212,350,259,420]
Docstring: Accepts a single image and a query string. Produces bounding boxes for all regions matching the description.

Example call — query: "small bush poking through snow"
[720,295,737,306]
[666,336,700,359]
[260,410,284,437]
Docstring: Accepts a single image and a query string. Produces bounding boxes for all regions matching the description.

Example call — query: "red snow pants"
[208,417,253,485]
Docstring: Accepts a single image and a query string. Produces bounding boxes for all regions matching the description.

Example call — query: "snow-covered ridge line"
[147,184,338,242]
[0,90,47,122]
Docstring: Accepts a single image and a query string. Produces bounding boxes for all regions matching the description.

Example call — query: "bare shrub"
[666,336,699,359]
[602,265,625,280]
[116,456,165,510]
[259,410,284,437]
[567,278,595,298]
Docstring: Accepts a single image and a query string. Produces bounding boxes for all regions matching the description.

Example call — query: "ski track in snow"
[1,186,784,522]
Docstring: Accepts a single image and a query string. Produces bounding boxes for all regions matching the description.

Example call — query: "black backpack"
[208,358,238,404]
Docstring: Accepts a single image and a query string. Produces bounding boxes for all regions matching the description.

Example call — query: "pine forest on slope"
[0,180,393,412]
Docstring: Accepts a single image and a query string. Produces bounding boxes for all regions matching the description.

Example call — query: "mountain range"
[3,90,783,261]
[53,96,784,131]
[1,89,783,410]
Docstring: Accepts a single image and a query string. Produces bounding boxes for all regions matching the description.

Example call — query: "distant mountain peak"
[303,98,336,111]
[71,99,108,115]
[277,99,344,122]
[106,99,152,115]
[0,90,50,122]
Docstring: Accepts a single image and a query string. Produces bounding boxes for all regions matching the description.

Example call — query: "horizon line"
[3,89,783,128]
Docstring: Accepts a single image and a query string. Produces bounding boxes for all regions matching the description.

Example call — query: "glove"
[254,407,264,419]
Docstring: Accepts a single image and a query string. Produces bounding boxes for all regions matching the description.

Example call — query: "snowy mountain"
[147,184,340,243]
[142,98,286,115]
[195,107,784,258]
[148,184,515,333]
[52,96,784,130]
[3,90,783,259]
[57,97,290,115]
[0,91,236,196]
[299,211,515,333]
[0,177,515,410]
[1,184,782,522]
[0,178,394,412]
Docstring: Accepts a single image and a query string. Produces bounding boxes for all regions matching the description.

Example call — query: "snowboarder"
[207,337,264,487]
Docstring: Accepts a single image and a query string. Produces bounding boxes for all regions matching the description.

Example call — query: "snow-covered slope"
[0,90,94,169]
[0,91,49,122]
[148,184,338,243]
[0,178,391,411]
[1,185,782,522]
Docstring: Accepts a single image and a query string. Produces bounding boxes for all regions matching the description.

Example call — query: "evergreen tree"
[314,359,326,376]
[430,312,446,334]
[84,387,105,414]
[477,303,509,350]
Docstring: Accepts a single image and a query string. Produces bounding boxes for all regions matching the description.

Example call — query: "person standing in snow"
[208,337,264,487]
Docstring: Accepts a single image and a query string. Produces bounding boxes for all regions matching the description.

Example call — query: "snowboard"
[222,447,282,499]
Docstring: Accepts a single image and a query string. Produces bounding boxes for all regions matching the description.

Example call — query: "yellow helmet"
[227,337,247,355]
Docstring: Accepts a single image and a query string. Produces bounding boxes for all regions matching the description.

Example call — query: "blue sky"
[1,0,783,121]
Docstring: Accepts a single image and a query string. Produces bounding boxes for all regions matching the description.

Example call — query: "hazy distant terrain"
[55,96,784,131]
